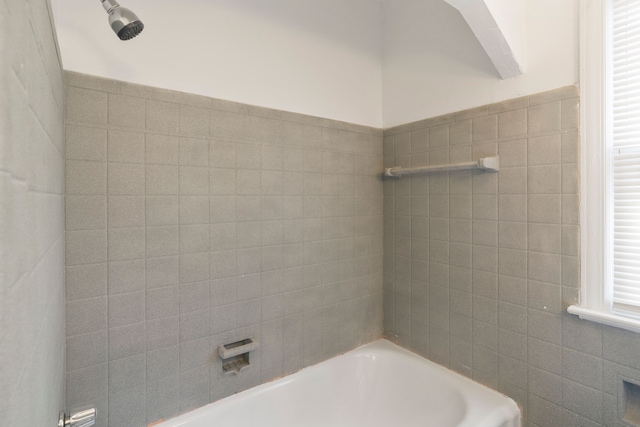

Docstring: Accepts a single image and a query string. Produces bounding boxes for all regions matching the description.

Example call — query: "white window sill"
[568,305,640,334]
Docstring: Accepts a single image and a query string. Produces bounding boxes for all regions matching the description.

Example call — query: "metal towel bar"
[384,156,499,178]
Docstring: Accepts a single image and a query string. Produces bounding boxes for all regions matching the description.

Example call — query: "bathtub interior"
[155,339,520,427]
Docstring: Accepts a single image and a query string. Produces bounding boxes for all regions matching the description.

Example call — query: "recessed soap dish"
[218,338,259,375]
[623,379,640,426]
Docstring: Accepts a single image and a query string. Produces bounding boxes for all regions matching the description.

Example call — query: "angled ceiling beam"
[444,0,523,80]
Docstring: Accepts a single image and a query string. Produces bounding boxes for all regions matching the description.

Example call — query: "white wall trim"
[576,0,607,312]
[567,306,640,334]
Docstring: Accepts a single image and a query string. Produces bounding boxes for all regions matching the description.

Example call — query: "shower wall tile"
[109,323,146,360]
[146,100,180,134]
[66,195,107,230]
[66,330,108,372]
[66,363,108,406]
[66,230,107,266]
[66,264,108,301]
[108,196,145,228]
[146,164,179,195]
[65,71,383,427]
[108,95,146,131]
[109,385,146,427]
[108,130,145,163]
[66,297,108,336]
[66,160,107,195]
[66,86,108,126]
[180,105,210,137]
[108,259,145,294]
[382,85,635,427]
[66,125,107,161]
[146,134,180,164]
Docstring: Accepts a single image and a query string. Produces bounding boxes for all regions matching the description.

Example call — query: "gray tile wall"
[64,71,384,427]
[62,74,640,427]
[383,85,640,427]
[0,0,66,426]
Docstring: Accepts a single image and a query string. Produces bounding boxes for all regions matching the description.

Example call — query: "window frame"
[567,0,640,333]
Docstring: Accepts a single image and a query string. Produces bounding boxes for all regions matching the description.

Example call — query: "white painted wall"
[382,0,579,128]
[52,0,383,127]
[53,0,580,129]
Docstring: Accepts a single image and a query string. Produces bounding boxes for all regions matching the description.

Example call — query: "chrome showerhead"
[101,0,144,40]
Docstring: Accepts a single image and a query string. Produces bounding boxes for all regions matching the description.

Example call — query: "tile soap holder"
[622,379,640,426]
[218,338,259,375]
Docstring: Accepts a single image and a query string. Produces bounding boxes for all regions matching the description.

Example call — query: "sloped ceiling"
[444,0,524,79]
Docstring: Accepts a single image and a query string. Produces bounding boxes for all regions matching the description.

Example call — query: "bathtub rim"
[152,338,521,427]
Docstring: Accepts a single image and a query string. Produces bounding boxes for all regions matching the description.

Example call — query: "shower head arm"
[101,0,120,14]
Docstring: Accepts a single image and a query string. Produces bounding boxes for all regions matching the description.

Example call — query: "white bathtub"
[155,339,520,427]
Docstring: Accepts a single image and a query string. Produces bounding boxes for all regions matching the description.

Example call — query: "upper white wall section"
[52,0,383,127]
[382,0,579,128]
[53,0,580,129]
